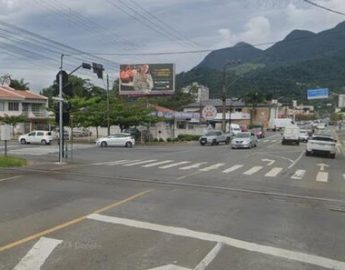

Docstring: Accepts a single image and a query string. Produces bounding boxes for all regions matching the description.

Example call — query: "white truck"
[268,118,294,131]
[282,125,300,145]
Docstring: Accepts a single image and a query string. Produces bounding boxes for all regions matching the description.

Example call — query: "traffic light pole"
[59,54,64,164]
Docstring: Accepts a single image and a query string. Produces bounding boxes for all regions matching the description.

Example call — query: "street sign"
[307,88,329,100]
[202,105,217,120]
[0,124,11,141]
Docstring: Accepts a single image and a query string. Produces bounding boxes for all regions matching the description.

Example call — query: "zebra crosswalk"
[91,159,337,184]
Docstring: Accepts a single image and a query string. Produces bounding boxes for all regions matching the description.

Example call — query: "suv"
[306,134,336,158]
[18,130,53,145]
[199,130,232,146]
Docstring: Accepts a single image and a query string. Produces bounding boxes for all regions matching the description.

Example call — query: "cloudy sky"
[0,0,345,91]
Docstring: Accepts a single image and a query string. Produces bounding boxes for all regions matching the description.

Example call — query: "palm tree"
[10,79,30,90]
[243,91,265,126]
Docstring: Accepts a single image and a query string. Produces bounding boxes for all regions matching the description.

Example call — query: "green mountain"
[177,21,345,102]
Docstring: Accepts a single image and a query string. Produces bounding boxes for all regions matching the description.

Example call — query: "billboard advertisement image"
[119,63,175,96]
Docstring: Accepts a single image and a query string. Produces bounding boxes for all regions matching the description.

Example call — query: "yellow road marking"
[0,175,23,182]
[0,189,153,252]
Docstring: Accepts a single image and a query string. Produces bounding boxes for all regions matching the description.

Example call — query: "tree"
[9,78,30,90]
[243,91,265,125]
[0,114,27,135]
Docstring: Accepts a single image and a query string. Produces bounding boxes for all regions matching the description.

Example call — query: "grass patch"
[0,156,27,167]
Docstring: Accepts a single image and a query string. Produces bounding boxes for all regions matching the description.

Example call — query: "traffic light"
[92,63,104,79]
[54,102,71,125]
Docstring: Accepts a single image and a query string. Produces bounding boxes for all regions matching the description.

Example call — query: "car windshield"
[312,136,335,142]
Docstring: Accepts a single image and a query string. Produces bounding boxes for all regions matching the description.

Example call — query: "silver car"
[96,133,135,148]
[231,132,258,149]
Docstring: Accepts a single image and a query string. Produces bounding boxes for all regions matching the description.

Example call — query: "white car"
[96,133,135,148]
[306,134,336,158]
[231,132,258,149]
[298,129,310,142]
[18,130,53,145]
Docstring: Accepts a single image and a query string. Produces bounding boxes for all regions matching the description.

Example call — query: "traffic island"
[0,156,27,167]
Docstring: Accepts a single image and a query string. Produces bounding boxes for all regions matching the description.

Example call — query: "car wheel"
[225,138,230,145]
[41,139,47,145]
[125,141,133,148]
[296,141,300,146]
[305,150,310,156]
[330,153,336,159]
[100,141,107,147]
[211,139,217,146]
[20,139,26,144]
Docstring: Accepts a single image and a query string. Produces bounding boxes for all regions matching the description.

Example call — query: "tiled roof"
[0,86,47,101]
[154,105,174,113]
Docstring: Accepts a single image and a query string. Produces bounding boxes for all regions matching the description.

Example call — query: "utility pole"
[59,54,64,164]
[107,74,110,136]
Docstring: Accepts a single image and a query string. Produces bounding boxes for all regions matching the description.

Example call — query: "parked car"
[96,133,135,148]
[306,134,336,158]
[199,130,232,146]
[251,128,265,139]
[298,129,310,142]
[231,132,258,149]
[71,127,91,137]
[18,130,53,145]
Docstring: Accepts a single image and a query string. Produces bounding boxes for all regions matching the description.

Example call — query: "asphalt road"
[1,132,345,270]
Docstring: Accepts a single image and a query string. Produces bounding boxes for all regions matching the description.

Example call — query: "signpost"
[307,88,329,100]
[1,124,11,157]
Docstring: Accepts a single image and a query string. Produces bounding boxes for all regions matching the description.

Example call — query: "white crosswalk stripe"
[316,172,328,183]
[108,160,139,166]
[291,169,306,180]
[265,167,283,177]
[222,164,243,174]
[142,160,174,168]
[243,166,263,175]
[122,160,157,166]
[159,161,191,169]
[263,140,269,142]
[200,163,225,172]
[179,162,208,170]
[271,140,277,143]
[92,160,129,166]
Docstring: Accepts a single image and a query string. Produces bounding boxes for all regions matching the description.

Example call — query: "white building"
[0,86,50,134]
[181,82,209,102]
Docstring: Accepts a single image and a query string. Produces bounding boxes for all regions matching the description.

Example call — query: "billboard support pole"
[59,54,64,164]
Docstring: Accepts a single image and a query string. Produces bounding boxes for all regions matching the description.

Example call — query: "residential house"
[0,86,50,135]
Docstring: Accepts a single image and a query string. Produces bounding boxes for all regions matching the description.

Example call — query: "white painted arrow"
[343,174,345,180]
[317,163,329,171]
[261,159,275,166]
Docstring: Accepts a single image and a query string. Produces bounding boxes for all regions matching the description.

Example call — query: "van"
[269,118,294,131]
[282,125,300,145]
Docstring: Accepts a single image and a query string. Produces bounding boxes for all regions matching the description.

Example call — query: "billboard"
[307,88,329,100]
[119,63,175,96]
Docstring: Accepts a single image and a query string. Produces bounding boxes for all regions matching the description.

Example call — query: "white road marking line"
[271,140,277,143]
[146,265,190,270]
[122,160,157,166]
[13,237,62,270]
[291,169,306,180]
[194,242,223,270]
[243,166,263,175]
[336,144,342,154]
[343,174,345,180]
[87,214,345,270]
[288,151,305,169]
[265,167,283,177]
[316,172,328,183]
[199,163,225,172]
[142,160,174,168]
[159,161,191,169]
[179,162,208,170]
[222,164,243,174]
[92,160,128,165]
[0,175,22,182]
[264,140,269,142]
[107,160,139,166]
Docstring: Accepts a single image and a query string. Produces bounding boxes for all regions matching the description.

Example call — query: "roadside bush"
[152,138,158,142]
[177,134,200,141]
[166,138,172,142]
[159,138,165,142]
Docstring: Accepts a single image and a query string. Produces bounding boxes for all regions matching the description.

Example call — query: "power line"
[303,0,345,16]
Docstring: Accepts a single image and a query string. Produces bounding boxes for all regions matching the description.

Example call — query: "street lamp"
[222,60,240,132]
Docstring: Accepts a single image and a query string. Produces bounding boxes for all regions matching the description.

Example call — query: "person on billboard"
[120,65,136,84]
[133,64,153,93]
